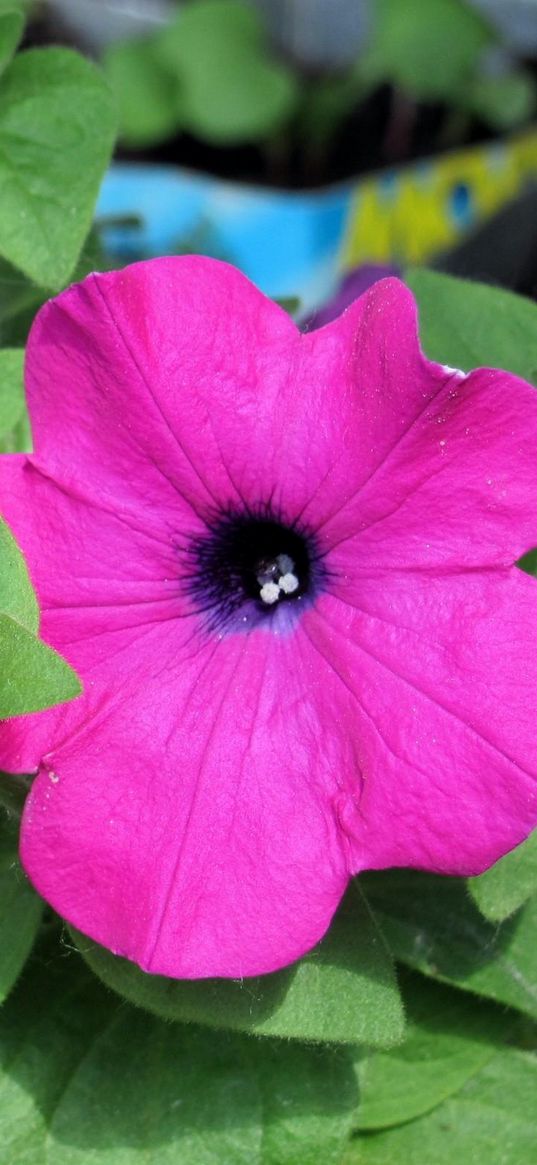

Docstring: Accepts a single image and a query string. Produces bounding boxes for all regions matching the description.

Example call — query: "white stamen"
[260,581,281,605]
[276,553,295,575]
[279,572,299,594]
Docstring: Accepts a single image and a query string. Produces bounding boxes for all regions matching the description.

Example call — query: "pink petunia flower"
[1,257,537,980]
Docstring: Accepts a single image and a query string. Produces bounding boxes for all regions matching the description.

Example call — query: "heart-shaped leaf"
[405,267,537,382]
[0,933,358,1165]
[362,0,491,101]
[0,47,116,288]
[345,1046,537,1164]
[155,0,299,145]
[469,829,537,922]
[103,38,179,149]
[353,972,514,1131]
[362,870,537,1021]
[72,886,405,1047]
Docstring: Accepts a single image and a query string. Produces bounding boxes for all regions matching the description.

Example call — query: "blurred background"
[21,0,537,314]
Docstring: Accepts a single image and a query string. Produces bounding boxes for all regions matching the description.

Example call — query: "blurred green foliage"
[104,0,536,159]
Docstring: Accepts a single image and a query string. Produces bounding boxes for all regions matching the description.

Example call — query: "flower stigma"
[184,508,323,633]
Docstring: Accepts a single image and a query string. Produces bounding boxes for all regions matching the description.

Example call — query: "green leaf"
[0,238,102,352]
[0,933,120,1163]
[0,10,23,75]
[72,887,405,1047]
[0,47,117,289]
[0,813,42,1003]
[0,347,25,450]
[469,829,537,922]
[344,1047,537,1164]
[0,403,30,452]
[0,935,357,1164]
[0,0,33,12]
[0,515,38,632]
[47,1010,263,1165]
[405,268,537,382]
[252,1041,357,1165]
[0,518,80,716]
[103,38,179,148]
[273,295,301,317]
[154,0,299,145]
[0,256,46,349]
[353,972,514,1131]
[298,71,371,158]
[0,770,31,816]
[0,612,81,717]
[48,1014,357,1165]
[362,0,491,101]
[466,69,537,130]
[361,870,537,1022]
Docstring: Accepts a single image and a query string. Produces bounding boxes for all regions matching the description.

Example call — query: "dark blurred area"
[436,182,537,300]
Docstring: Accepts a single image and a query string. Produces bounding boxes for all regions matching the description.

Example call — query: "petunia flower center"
[185,510,321,633]
[257,552,299,605]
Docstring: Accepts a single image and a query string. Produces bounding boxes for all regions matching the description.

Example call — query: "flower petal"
[20,624,351,979]
[0,453,201,772]
[25,256,299,518]
[25,263,449,531]
[304,568,537,876]
[323,365,537,567]
[6,259,537,982]
[295,275,451,531]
